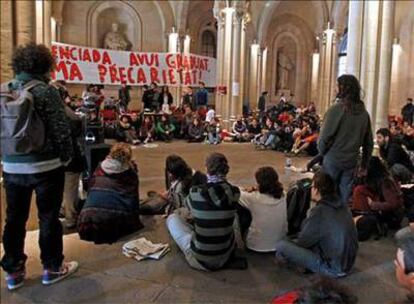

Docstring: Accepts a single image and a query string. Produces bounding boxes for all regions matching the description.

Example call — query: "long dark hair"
[255,167,283,199]
[366,156,395,200]
[336,74,363,112]
[165,155,192,193]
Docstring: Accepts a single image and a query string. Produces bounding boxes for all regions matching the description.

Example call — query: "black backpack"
[286,178,312,236]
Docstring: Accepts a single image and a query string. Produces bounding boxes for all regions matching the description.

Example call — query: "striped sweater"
[187,181,240,270]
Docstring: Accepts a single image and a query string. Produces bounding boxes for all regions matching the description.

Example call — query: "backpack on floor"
[286,178,312,236]
[0,80,45,155]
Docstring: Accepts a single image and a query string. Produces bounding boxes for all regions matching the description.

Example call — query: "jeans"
[1,167,65,273]
[208,133,220,144]
[322,157,355,206]
[395,226,414,243]
[275,240,346,278]
[166,214,207,271]
[264,134,275,147]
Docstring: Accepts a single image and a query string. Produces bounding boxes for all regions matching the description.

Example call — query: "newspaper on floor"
[122,237,170,261]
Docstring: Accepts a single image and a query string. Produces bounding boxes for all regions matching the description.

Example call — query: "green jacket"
[155,121,175,134]
[3,72,73,164]
[318,101,373,169]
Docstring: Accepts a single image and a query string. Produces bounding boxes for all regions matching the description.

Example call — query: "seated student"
[118,115,140,145]
[130,112,142,132]
[402,124,414,151]
[232,115,249,142]
[187,117,205,142]
[352,157,404,229]
[180,106,194,138]
[395,238,414,303]
[291,122,319,156]
[137,115,155,144]
[253,117,274,147]
[78,143,143,244]
[141,155,193,215]
[166,153,240,271]
[156,114,175,142]
[164,155,193,212]
[207,117,221,145]
[275,170,358,278]
[377,128,414,174]
[205,106,215,123]
[238,167,287,252]
[247,118,262,141]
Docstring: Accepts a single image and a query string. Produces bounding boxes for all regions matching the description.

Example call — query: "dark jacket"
[158,92,173,106]
[188,124,204,139]
[142,89,154,109]
[118,87,131,105]
[297,195,358,274]
[3,72,73,164]
[401,103,414,124]
[64,105,86,173]
[195,88,208,107]
[258,96,266,112]
[318,101,373,169]
[380,141,414,173]
[78,162,142,244]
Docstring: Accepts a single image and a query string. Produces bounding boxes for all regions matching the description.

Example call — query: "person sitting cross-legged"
[77,143,143,244]
[187,117,205,143]
[275,170,358,278]
[238,167,287,252]
[166,153,240,271]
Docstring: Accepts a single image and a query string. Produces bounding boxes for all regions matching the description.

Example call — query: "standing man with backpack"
[0,43,78,290]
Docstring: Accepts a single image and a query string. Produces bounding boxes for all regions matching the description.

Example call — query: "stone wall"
[0,0,14,82]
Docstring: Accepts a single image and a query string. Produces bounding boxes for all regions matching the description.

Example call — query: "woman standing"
[318,74,373,205]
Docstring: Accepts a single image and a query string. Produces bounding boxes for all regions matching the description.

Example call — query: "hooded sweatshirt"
[297,195,358,274]
[318,100,373,169]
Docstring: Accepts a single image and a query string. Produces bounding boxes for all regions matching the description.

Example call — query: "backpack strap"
[22,79,45,91]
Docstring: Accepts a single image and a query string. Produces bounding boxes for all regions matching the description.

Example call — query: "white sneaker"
[42,261,79,285]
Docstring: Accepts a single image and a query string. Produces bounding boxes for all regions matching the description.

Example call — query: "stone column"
[239,19,247,115]
[1,0,14,82]
[261,48,268,94]
[317,25,337,114]
[168,30,181,106]
[214,1,247,127]
[43,0,52,47]
[15,0,36,46]
[375,0,395,130]
[230,12,243,120]
[249,44,260,111]
[214,9,225,118]
[360,1,381,124]
[346,0,364,78]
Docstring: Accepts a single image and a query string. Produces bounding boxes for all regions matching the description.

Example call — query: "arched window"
[201,30,216,58]
[337,28,348,77]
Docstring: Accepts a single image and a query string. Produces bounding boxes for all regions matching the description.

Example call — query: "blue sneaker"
[5,269,25,291]
[42,261,78,286]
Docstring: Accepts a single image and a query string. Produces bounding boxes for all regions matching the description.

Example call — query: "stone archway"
[86,1,142,50]
[265,18,314,104]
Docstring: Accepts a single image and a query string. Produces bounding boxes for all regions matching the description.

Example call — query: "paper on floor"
[122,237,170,261]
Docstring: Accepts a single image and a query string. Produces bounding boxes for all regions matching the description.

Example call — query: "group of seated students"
[67,83,321,158]
[76,144,358,278]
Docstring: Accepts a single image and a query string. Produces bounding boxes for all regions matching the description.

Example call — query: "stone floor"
[0,142,409,303]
